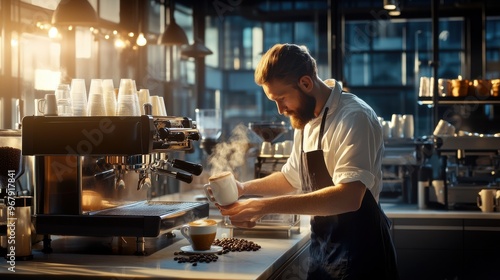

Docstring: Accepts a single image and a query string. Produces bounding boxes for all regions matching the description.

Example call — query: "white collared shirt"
[281,80,384,201]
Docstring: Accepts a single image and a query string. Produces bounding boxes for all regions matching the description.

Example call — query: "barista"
[217,43,399,279]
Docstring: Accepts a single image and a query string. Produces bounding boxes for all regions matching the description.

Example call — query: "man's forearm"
[242,172,297,197]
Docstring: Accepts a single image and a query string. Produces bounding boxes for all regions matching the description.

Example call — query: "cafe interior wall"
[2,0,500,140]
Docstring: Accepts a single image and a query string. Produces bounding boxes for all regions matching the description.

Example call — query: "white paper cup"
[70,79,88,116]
[87,79,106,116]
[116,79,140,116]
[102,79,116,116]
[150,95,161,116]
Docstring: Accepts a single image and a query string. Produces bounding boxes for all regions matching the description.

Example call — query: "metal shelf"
[418,96,500,105]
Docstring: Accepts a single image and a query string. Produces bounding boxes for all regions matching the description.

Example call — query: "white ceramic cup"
[260,141,273,156]
[477,189,497,213]
[432,180,445,204]
[180,219,218,251]
[390,114,403,138]
[37,93,58,116]
[382,120,391,139]
[402,114,414,139]
[433,119,454,136]
[282,140,293,156]
[203,171,239,206]
[274,142,284,156]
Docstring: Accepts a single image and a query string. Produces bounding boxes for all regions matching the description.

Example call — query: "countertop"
[381,203,500,219]
[2,191,500,279]
[0,212,310,280]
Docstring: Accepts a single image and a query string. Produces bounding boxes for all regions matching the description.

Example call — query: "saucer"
[180,245,223,254]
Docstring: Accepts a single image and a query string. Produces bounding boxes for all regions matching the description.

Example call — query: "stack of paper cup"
[70,79,88,116]
[87,79,106,116]
[150,95,161,116]
[116,79,140,116]
[102,79,116,116]
[159,96,167,116]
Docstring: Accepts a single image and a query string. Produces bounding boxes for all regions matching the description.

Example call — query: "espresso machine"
[429,135,500,210]
[22,114,209,255]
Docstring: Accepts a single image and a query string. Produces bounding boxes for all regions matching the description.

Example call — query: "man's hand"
[217,198,264,228]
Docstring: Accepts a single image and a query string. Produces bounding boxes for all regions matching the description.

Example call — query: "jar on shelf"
[473,79,492,97]
[451,79,469,97]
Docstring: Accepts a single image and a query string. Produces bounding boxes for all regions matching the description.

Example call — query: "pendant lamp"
[383,0,398,10]
[158,0,188,46]
[181,38,213,58]
[51,0,98,26]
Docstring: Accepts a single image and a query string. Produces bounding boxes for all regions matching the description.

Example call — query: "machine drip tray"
[35,201,209,237]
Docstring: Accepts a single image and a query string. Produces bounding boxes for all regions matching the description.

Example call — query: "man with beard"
[217,43,399,280]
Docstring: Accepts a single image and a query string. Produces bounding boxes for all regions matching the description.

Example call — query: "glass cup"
[102,79,116,116]
[87,79,106,116]
[195,109,222,140]
[55,84,72,116]
[180,219,218,251]
[70,79,88,116]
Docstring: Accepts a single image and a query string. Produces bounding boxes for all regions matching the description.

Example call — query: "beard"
[287,89,316,129]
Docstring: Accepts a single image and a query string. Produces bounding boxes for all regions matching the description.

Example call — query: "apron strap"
[317,107,329,150]
[300,107,329,151]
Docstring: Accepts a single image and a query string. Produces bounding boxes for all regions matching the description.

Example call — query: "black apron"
[300,107,399,280]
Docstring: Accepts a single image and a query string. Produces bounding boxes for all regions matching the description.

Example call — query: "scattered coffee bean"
[212,238,261,252]
[173,251,219,266]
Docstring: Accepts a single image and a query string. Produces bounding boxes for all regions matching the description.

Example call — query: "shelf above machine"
[418,96,500,105]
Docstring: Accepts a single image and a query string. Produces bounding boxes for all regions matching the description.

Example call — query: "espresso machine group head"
[22,115,208,254]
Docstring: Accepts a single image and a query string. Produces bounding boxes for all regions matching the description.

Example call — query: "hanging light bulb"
[48,26,59,38]
[389,7,401,16]
[383,0,398,10]
[136,33,147,46]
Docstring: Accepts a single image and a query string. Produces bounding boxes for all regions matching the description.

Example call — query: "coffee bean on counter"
[212,238,261,252]
[173,252,219,266]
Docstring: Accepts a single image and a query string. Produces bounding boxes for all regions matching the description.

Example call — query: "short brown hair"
[254,43,318,86]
